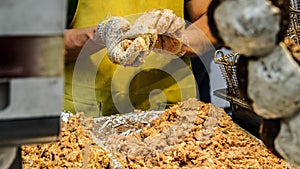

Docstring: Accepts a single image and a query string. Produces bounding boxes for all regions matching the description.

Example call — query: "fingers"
[158,9,185,37]
[153,35,184,56]
[122,9,186,60]
[154,9,185,55]
[97,16,131,45]
[108,36,152,66]
[134,9,185,36]
[134,10,162,30]
[100,10,187,67]
[156,9,176,34]
[98,16,151,66]
[167,17,185,38]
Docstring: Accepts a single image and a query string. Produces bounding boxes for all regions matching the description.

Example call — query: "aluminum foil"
[60,111,165,168]
[92,110,164,142]
[91,110,164,168]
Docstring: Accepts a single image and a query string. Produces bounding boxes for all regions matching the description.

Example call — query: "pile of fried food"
[22,99,290,168]
[92,98,290,168]
[21,113,110,169]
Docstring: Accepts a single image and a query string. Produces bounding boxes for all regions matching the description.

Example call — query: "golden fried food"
[94,98,289,168]
[22,113,110,169]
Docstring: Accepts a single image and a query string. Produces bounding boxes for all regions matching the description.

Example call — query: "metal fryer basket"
[214,50,240,98]
[213,50,252,110]
[213,50,262,137]
[214,0,300,109]
[287,0,300,45]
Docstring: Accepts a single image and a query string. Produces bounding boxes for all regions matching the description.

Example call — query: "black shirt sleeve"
[66,0,78,28]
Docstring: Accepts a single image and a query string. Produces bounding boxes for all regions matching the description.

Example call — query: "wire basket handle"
[291,0,300,10]
[214,50,239,66]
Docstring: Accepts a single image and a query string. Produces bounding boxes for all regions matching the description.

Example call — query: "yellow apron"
[64,0,197,117]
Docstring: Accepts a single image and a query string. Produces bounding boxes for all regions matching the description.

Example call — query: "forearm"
[182,0,218,57]
[185,0,211,22]
[191,13,217,47]
[64,26,100,63]
[183,13,217,57]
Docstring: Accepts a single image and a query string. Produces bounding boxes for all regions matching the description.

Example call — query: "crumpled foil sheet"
[61,111,165,168]
[92,110,164,142]
[91,110,165,168]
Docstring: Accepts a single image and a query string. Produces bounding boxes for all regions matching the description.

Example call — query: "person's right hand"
[127,9,186,56]
[97,9,187,67]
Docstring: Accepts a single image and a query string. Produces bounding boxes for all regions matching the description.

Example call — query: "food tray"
[89,99,289,168]
[90,100,223,168]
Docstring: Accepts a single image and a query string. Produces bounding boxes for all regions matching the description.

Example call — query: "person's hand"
[97,16,158,66]
[97,9,187,67]
[128,9,186,56]
[64,26,102,63]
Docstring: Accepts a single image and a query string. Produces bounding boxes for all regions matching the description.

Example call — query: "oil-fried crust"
[98,9,186,67]
[93,98,289,168]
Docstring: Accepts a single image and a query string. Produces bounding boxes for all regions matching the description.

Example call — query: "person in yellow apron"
[64,0,216,117]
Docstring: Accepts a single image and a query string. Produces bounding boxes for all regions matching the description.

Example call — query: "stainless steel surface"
[0,0,66,36]
[213,88,252,110]
[0,0,66,167]
[0,77,63,120]
[0,37,64,78]
[0,147,17,169]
